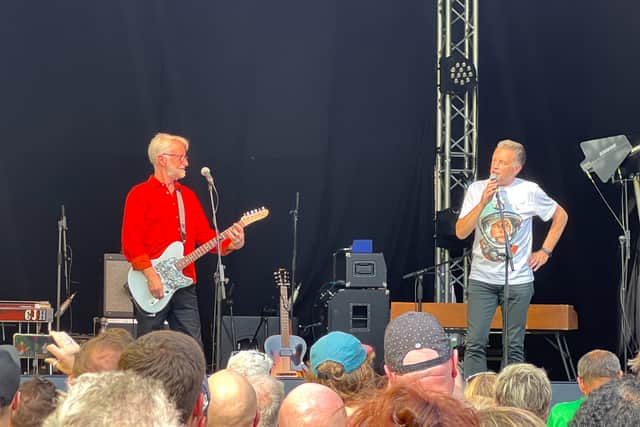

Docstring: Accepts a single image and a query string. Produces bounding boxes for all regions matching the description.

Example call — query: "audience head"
[207,369,258,427]
[570,375,640,426]
[119,330,206,424]
[570,376,640,427]
[0,345,21,425]
[227,350,273,377]
[246,375,284,427]
[351,383,479,426]
[477,406,546,427]
[277,383,347,427]
[11,376,58,427]
[465,372,498,410]
[308,331,376,406]
[383,311,458,394]
[42,371,180,427]
[72,328,134,377]
[494,363,551,420]
[576,349,622,395]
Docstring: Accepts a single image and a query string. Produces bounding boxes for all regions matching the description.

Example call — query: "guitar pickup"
[279,349,294,357]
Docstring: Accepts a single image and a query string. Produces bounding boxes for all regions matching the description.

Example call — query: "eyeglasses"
[160,153,189,162]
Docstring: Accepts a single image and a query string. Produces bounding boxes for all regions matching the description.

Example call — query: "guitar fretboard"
[174,219,247,271]
[279,284,291,348]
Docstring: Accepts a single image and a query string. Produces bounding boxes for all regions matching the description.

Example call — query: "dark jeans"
[463,279,534,379]
[134,285,203,348]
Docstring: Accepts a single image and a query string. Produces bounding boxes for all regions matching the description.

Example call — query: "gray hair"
[42,371,181,427]
[495,363,551,420]
[227,350,273,377]
[577,349,621,384]
[147,133,189,167]
[248,375,285,427]
[571,376,640,426]
[497,139,526,166]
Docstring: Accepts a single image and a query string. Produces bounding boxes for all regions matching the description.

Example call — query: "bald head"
[278,383,347,427]
[207,369,257,427]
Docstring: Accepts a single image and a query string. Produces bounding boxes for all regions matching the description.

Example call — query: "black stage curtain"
[1,1,639,377]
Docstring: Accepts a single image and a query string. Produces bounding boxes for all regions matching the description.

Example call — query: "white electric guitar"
[127,207,269,314]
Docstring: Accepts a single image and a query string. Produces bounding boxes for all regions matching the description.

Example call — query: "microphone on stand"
[55,291,77,319]
[200,166,214,187]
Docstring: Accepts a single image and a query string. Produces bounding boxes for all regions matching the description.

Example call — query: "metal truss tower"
[434,0,478,302]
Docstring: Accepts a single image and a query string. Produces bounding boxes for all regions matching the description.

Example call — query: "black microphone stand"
[55,205,69,331]
[289,192,300,317]
[205,177,227,371]
[402,256,466,313]
[495,190,515,368]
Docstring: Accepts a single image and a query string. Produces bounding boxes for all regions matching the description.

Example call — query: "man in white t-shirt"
[455,139,568,379]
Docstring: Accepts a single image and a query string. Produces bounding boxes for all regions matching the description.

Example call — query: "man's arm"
[121,187,165,299]
[455,180,498,239]
[528,204,568,272]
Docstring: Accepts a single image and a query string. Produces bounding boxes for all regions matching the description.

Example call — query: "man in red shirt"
[121,133,244,344]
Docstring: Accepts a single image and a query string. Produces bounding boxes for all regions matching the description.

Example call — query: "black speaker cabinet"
[326,288,389,372]
[220,316,298,369]
[103,254,133,317]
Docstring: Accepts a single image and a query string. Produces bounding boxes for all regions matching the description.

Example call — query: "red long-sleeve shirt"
[121,176,230,284]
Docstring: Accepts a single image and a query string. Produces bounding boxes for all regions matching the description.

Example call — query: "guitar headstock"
[240,207,270,226]
[273,267,290,288]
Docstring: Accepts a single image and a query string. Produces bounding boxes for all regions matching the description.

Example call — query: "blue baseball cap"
[310,331,367,375]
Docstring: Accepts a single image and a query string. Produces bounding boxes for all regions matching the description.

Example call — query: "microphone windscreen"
[200,166,211,177]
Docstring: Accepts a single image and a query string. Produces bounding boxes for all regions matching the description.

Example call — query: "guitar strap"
[175,188,187,243]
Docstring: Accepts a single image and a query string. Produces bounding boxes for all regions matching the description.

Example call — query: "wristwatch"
[541,247,552,257]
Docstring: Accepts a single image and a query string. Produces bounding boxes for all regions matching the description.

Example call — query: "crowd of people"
[2,311,639,426]
[0,136,617,426]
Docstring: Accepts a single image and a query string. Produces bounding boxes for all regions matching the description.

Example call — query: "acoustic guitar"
[264,268,307,377]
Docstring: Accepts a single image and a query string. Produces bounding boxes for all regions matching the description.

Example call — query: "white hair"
[227,350,273,377]
[147,133,189,167]
[42,371,181,427]
[247,375,285,427]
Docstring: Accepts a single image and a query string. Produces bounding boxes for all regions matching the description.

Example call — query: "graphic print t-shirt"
[459,178,557,284]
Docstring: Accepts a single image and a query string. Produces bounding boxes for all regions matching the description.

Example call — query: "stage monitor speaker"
[103,254,133,317]
[220,316,298,369]
[326,288,389,372]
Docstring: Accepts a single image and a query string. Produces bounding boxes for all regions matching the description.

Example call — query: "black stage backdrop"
[0,1,638,378]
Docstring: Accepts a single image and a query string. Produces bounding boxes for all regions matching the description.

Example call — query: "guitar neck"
[174,225,238,271]
[279,284,291,348]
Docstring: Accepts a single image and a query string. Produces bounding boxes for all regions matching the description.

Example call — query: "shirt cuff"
[131,255,152,271]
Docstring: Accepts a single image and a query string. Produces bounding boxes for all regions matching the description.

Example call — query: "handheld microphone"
[55,291,77,318]
[489,174,497,181]
[200,166,214,186]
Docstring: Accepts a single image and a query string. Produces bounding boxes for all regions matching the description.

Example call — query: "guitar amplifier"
[103,253,133,317]
[93,317,169,338]
[219,316,298,369]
